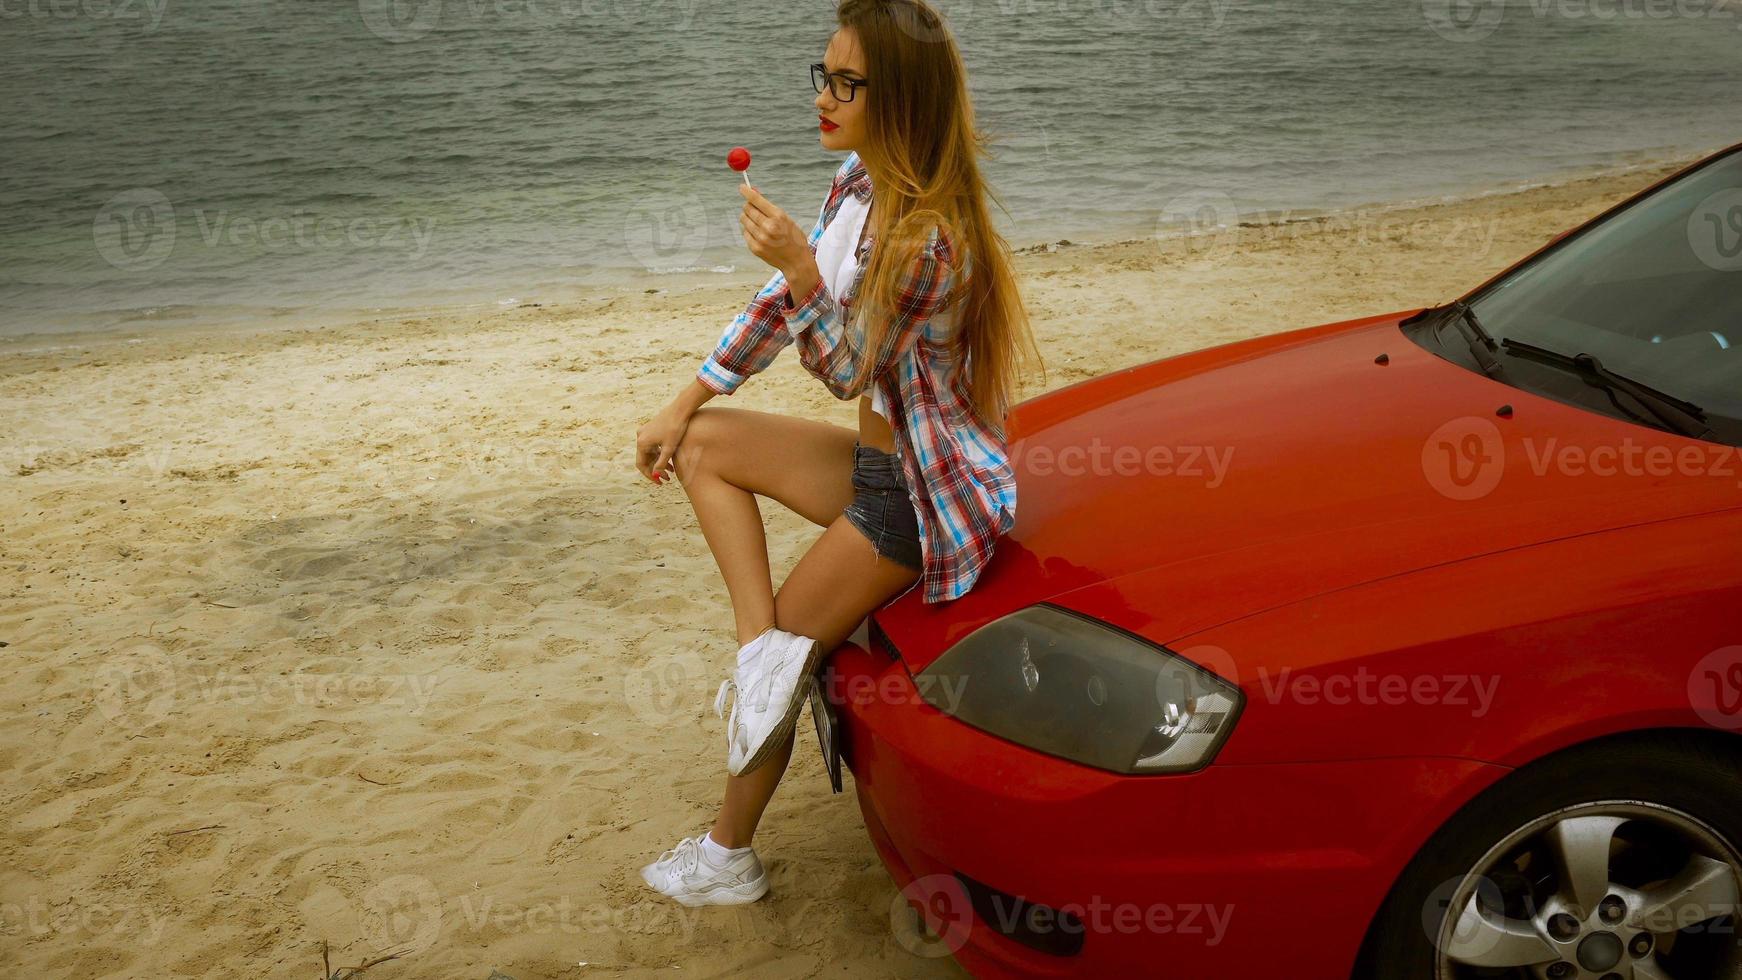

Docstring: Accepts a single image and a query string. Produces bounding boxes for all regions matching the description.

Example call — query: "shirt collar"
[842,154,872,204]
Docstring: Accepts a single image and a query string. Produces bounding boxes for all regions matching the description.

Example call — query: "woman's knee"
[674,406,731,482]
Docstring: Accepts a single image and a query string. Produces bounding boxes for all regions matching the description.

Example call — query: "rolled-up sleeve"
[696,268,791,396]
[694,154,862,396]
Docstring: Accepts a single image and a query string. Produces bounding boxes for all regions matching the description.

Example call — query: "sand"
[0,154,1703,978]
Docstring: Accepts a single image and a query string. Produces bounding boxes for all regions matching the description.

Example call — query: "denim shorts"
[842,440,923,572]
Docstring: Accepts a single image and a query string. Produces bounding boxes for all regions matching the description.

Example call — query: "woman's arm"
[694,157,857,398]
[695,267,800,396]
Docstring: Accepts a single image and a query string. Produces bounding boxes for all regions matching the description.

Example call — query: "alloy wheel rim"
[1433,800,1742,979]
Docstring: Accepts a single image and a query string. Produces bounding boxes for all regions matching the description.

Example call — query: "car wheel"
[1354,733,1742,980]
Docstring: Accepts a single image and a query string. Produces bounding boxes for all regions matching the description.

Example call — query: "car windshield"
[1419,149,1742,443]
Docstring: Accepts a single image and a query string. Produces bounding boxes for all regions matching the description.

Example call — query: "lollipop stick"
[742,171,752,188]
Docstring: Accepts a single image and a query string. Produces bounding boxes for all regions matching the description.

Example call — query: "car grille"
[955,871,1085,956]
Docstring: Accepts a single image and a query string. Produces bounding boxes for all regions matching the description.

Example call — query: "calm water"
[2,0,1739,335]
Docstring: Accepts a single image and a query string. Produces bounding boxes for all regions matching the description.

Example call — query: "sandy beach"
[0,155,1703,978]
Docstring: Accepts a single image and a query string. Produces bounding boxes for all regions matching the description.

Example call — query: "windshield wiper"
[1440,301,1504,377]
[1498,338,1712,439]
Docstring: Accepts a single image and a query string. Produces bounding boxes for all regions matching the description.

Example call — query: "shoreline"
[0,145,1715,361]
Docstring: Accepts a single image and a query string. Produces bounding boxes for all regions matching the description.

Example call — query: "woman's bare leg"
[671,406,861,643]
[669,405,921,847]
[709,515,921,848]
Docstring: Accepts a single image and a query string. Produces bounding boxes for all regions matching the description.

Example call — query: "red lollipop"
[726,146,752,187]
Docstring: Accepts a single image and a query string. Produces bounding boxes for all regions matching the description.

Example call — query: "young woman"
[634,0,1043,906]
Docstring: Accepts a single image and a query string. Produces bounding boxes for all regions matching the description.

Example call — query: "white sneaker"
[715,627,782,773]
[639,834,768,906]
[715,629,823,776]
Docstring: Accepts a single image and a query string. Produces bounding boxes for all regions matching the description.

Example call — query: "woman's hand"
[636,401,692,485]
[739,184,811,277]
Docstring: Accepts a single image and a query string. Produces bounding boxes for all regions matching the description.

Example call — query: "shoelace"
[714,676,746,756]
[655,835,703,881]
[715,641,787,732]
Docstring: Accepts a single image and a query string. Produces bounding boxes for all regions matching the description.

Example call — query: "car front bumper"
[824,638,1509,978]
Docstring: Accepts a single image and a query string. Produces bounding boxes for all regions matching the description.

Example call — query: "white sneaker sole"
[734,633,824,776]
[639,865,769,906]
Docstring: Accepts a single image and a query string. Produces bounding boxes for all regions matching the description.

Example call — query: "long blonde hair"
[836,0,1045,435]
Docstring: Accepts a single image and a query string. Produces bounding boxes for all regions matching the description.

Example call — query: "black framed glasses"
[810,62,868,103]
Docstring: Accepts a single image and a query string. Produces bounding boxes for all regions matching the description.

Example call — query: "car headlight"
[915,603,1243,774]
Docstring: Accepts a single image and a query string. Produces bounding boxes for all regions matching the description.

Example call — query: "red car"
[818,142,1742,978]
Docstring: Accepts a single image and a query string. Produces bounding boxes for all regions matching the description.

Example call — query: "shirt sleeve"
[695,157,854,396]
[778,227,957,401]
[695,268,797,396]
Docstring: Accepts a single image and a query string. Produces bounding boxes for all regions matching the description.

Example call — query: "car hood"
[875,312,1739,672]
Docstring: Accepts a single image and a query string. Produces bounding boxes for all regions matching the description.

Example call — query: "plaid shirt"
[696,150,1016,604]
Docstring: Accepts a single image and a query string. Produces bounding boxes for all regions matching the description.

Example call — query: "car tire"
[1353,731,1742,980]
